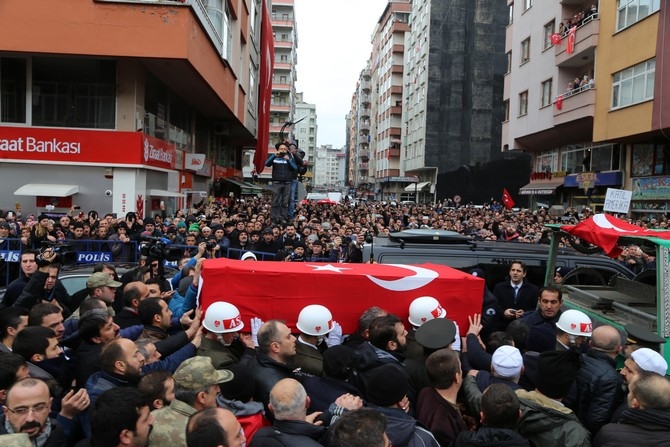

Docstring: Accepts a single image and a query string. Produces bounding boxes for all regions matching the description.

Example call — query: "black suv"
[362,230,634,289]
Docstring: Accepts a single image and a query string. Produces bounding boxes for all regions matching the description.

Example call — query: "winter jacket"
[351,341,408,400]
[570,349,624,435]
[516,389,591,447]
[217,396,270,443]
[415,387,466,446]
[594,408,670,446]
[265,154,297,183]
[451,427,532,447]
[249,418,326,447]
[252,351,295,412]
[371,404,440,447]
[302,376,360,413]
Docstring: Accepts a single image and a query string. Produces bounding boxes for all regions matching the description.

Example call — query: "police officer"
[265,141,297,225]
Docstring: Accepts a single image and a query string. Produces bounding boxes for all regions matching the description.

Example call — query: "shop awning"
[223,178,263,196]
[518,180,564,195]
[186,190,209,198]
[404,181,431,193]
[148,189,186,198]
[14,184,79,197]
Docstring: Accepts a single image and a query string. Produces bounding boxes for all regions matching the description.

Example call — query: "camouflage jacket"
[148,399,196,446]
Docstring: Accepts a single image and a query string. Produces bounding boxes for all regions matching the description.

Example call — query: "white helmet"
[408,296,446,327]
[296,304,334,336]
[556,309,592,337]
[203,301,245,334]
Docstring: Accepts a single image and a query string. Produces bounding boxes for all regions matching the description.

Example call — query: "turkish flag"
[199,259,484,335]
[253,0,274,174]
[550,33,562,45]
[566,26,577,54]
[556,95,563,110]
[562,213,670,258]
[502,188,515,209]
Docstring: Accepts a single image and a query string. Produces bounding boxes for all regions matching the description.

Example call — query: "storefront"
[518,171,566,207]
[631,176,670,216]
[1,125,183,218]
[562,170,623,211]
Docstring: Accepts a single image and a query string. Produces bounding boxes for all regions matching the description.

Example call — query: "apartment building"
[294,92,317,187]
[504,0,668,214]
[0,0,263,216]
[348,66,374,199]
[314,145,345,188]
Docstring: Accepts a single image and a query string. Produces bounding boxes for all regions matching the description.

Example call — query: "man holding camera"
[265,141,297,225]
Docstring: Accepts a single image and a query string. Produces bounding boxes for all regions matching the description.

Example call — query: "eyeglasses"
[6,402,49,416]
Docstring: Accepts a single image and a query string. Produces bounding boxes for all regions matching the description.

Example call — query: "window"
[0,57,26,123]
[543,20,555,49]
[503,99,510,121]
[523,0,532,12]
[518,91,528,116]
[611,59,655,109]
[617,0,660,31]
[521,38,530,64]
[535,151,558,172]
[32,57,116,129]
[541,79,553,107]
[508,3,514,24]
[205,0,233,61]
[506,51,512,73]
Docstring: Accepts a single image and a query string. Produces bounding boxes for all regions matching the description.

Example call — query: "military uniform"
[293,339,324,376]
[149,399,196,446]
[0,434,31,447]
[197,336,243,369]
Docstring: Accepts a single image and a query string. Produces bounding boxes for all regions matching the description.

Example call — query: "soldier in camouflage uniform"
[0,433,31,447]
[148,356,233,446]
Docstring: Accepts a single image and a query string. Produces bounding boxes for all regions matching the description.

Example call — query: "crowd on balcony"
[559,3,599,37]
[565,74,595,97]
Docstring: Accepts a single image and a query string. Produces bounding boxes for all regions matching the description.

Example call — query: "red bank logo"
[143,138,173,164]
[190,157,203,167]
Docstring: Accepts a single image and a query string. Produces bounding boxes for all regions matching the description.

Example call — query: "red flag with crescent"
[556,94,563,110]
[199,259,484,335]
[566,26,577,54]
[562,213,670,258]
[502,188,515,209]
[253,0,275,174]
[550,33,562,45]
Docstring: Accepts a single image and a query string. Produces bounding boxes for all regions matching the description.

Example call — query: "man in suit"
[494,261,540,331]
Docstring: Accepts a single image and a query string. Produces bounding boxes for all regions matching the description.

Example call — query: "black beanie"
[366,363,408,407]
[536,350,581,399]
[323,346,356,380]
[219,364,255,402]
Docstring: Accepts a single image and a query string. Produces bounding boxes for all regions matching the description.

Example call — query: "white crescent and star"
[593,214,640,233]
[365,265,439,292]
[307,264,352,273]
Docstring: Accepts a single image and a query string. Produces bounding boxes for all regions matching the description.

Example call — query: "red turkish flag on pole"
[502,188,515,209]
[562,213,670,258]
[550,33,562,45]
[555,94,563,110]
[566,26,577,54]
[253,0,274,174]
[199,259,484,336]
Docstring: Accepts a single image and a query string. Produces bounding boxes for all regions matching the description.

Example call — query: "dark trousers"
[271,182,291,222]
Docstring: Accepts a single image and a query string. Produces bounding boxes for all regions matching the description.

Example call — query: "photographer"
[13,248,73,317]
[265,141,298,225]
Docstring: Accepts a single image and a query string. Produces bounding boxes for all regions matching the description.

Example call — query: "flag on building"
[253,0,274,174]
[555,94,563,110]
[566,26,577,54]
[502,188,515,209]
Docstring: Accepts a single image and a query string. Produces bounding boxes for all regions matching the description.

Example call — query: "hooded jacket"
[594,408,670,447]
[370,404,439,447]
[515,389,591,447]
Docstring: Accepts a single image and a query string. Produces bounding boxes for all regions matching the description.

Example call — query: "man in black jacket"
[252,320,296,413]
[494,261,540,331]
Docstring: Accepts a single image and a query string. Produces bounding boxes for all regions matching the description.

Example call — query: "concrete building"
[0,0,263,217]
[503,0,669,214]
[314,145,345,188]
[348,65,374,199]
[294,92,317,187]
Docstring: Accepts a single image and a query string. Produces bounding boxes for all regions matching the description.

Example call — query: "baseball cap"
[86,272,122,289]
[173,356,233,390]
[631,348,668,376]
[491,345,523,378]
[262,228,274,235]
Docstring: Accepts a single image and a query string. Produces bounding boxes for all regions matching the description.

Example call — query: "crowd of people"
[0,251,669,447]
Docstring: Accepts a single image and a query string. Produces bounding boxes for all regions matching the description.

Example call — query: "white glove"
[451,321,462,351]
[251,317,264,347]
[326,321,343,347]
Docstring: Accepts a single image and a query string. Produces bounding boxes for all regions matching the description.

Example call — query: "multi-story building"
[314,145,345,188]
[294,92,317,188]
[348,66,374,198]
[504,0,668,214]
[371,1,411,201]
[0,0,263,217]
[247,0,299,182]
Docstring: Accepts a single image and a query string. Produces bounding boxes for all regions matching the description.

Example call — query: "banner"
[185,153,206,171]
[199,259,484,335]
[253,0,275,174]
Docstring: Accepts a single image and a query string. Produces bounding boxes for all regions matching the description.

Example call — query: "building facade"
[314,145,345,188]
[0,0,263,217]
[294,92,317,188]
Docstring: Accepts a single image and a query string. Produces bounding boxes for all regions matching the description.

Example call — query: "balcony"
[359,163,369,171]
[360,108,371,118]
[553,84,596,126]
[360,94,371,104]
[274,40,293,48]
[272,83,291,92]
[359,151,370,161]
[270,103,290,112]
[360,122,370,132]
[271,18,295,28]
[274,62,292,71]
[555,14,599,68]
[360,80,371,91]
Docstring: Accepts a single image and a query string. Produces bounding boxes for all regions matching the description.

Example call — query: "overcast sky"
[293,0,388,149]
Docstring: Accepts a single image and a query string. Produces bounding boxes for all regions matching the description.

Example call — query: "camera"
[205,239,218,250]
[37,241,77,266]
[105,190,113,197]
[139,236,183,262]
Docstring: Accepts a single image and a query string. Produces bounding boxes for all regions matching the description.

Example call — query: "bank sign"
[0,126,176,170]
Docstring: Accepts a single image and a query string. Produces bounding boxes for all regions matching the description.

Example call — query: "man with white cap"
[405,296,461,360]
[198,301,255,369]
[466,345,523,395]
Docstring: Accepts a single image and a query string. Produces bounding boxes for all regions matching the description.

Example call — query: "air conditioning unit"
[213,121,230,136]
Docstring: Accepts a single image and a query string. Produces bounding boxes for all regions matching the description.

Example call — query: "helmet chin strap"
[216,334,232,347]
